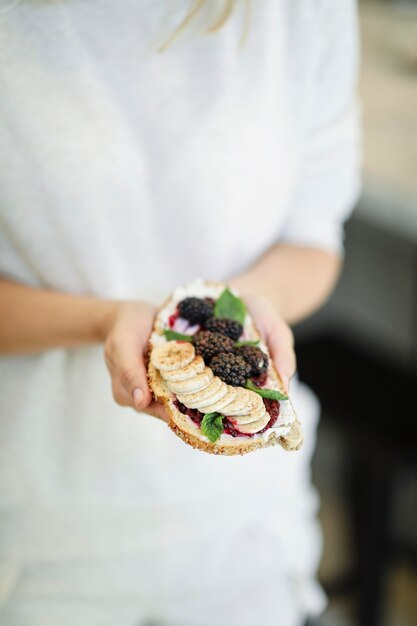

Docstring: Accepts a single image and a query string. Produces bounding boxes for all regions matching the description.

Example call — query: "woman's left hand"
[240,293,296,392]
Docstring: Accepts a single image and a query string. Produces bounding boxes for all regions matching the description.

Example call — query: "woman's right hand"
[104,301,169,423]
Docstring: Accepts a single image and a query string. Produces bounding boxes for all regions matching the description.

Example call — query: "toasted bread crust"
[147,282,303,455]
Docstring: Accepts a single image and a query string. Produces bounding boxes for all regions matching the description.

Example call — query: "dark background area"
[294,3,417,624]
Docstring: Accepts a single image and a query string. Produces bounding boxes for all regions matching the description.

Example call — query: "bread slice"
[147,280,303,456]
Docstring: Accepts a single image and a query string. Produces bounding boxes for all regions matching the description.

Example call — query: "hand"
[104,302,169,423]
[242,294,296,392]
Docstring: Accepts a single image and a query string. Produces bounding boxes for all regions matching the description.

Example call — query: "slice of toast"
[147,279,303,456]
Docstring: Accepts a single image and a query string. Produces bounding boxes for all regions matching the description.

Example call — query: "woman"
[0,1,360,624]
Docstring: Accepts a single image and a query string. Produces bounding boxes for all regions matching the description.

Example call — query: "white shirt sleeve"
[280,0,361,255]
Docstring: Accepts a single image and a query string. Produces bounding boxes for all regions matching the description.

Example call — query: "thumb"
[117,344,152,411]
[267,326,296,393]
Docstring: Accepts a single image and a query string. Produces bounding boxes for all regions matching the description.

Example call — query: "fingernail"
[133,388,143,407]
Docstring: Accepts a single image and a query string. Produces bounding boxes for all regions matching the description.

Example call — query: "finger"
[267,326,296,392]
[110,338,152,410]
[111,378,136,408]
[112,379,168,424]
[142,401,170,424]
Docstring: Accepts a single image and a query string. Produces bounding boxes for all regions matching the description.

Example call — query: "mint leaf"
[245,379,288,401]
[234,339,260,347]
[214,288,246,325]
[200,412,224,443]
[163,329,193,343]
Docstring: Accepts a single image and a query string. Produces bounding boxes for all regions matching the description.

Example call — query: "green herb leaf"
[200,412,224,443]
[163,329,193,343]
[245,379,288,401]
[234,339,260,347]
[214,288,246,325]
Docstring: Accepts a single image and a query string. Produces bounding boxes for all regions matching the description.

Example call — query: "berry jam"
[174,398,280,438]
[223,419,252,438]
[257,399,280,433]
[168,309,179,328]
[174,400,204,426]
[250,371,268,387]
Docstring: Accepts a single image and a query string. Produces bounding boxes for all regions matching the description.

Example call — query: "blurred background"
[296,1,417,625]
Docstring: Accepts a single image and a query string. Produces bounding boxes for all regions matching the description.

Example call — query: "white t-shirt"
[0,0,360,621]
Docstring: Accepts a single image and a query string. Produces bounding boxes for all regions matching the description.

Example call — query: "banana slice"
[193,382,229,410]
[200,386,237,414]
[230,408,270,434]
[151,341,195,372]
[166,367,213,394]
[177,378,227,409]
[162,356,205,382]
[224,388,264,416]
[230,403,267,425]
[220,391,248,416]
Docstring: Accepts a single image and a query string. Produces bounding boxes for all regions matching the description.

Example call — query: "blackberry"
[178,297,214,325]
[204,317,243,341]
[193,331,234,363]
[210,352,251,387]
[236,345,269,377]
